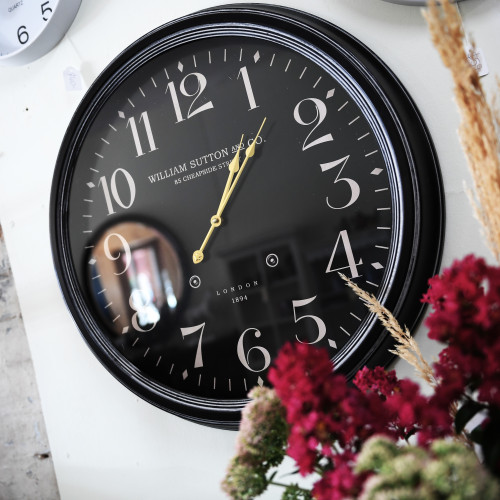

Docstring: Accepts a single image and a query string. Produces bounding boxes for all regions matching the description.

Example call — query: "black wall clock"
[50,4,444,429]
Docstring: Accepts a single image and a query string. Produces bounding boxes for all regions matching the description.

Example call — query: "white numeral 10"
[98,168,136,215]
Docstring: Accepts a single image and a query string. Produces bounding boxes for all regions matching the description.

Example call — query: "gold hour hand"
[193,117,267,264]
[217,134,244,215]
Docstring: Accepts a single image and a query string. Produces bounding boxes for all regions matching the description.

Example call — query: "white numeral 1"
[326,229,363,278]
[238,66,259,110]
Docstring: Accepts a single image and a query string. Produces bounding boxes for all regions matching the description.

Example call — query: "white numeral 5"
[292,296,326,344]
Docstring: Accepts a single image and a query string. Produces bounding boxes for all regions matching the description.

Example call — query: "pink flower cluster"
[262,255,500,498]
[268,343,379,497]
[423,255,500,408]
[268,342,458,499]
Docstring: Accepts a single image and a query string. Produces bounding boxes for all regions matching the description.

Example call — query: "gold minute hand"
[217,117,266,218]
[192,117,267,265]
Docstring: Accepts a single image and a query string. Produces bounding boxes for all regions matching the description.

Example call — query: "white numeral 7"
[180,322,205,368]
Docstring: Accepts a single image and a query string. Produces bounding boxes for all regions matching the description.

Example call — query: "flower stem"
[268,480,311,494]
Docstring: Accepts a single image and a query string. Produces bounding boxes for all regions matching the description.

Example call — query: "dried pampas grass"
[340,274,436,387]
[424,0,500,262]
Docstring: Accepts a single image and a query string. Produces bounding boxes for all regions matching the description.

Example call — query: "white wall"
[0,0,499,498]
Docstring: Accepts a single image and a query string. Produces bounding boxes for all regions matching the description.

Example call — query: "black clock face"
[51,5,444,428]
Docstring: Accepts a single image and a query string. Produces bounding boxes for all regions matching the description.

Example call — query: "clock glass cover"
[51,5,444,428]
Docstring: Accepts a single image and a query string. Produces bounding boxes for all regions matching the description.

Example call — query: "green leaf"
[454,400,484,434]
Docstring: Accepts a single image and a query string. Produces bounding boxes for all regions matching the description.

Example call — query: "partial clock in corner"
[50,4,445,429]
[0,0,81,66]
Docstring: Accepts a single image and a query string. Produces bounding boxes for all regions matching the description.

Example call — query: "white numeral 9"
[103,233,131,276]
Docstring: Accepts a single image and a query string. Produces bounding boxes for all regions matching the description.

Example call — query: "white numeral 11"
[127,111,158,157]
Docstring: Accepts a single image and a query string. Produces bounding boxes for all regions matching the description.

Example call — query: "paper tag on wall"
[466,45,489,77]
[63,66,83,91]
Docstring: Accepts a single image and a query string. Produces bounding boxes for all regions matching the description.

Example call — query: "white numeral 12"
[166,72,214,123]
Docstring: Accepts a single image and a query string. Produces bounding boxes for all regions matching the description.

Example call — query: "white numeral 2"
[294,97,333,150]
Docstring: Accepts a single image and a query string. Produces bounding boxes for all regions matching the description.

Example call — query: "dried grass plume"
[424,0,500,262]
[340,274,435,388]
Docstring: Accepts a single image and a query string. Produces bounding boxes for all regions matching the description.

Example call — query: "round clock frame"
[50,4,445,429]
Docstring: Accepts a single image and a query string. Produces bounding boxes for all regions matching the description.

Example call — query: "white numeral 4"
[326,229,363,278]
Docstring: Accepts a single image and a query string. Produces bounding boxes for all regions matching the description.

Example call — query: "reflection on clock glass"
[66,34,401,401]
